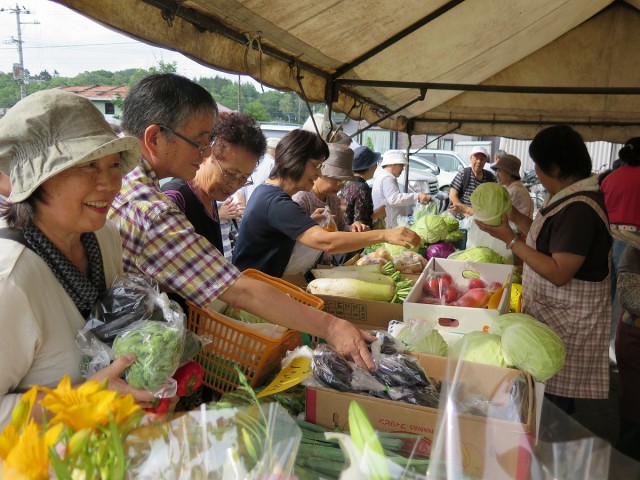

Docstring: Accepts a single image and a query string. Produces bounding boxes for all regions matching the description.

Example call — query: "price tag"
[256,357,312,398]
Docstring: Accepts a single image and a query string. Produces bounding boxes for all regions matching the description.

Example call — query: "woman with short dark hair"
[233,129,420,277]
[477,125,612,415]
[0,89,155,429]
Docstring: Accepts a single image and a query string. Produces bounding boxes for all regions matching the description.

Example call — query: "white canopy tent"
[56,0,640,142]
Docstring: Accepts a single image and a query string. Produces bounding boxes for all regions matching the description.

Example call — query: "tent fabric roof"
[56,0,640,142]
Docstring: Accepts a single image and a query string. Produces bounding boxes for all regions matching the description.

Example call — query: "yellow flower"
[41,376,139,432]
[0,423,20,459]
[11,387,38,430]
[1,421,63,480]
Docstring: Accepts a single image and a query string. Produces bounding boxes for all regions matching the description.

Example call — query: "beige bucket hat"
[320,143,356,180]
[0,88,140,202]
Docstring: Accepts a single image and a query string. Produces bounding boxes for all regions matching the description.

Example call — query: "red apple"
[487,281,503,292]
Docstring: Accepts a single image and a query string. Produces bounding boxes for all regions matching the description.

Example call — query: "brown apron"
[522,195,611,398]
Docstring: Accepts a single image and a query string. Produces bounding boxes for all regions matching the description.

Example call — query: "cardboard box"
[403,258,514,345]
[306,353,534,480]
[282,271,404,330]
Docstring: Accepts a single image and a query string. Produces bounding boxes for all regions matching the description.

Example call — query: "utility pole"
[237,74,241,112]
[1,4,39,99]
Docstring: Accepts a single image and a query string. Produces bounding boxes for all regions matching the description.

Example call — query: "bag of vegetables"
[113,296,186,397]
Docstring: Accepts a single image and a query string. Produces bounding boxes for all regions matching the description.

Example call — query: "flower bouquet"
[0,376,143,479]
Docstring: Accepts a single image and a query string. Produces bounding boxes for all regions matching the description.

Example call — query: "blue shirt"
[233,184,317,277]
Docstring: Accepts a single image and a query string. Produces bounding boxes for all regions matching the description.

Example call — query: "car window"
[409,158,430,172]
[435,154,461,172]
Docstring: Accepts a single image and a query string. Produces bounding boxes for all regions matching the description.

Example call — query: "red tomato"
[419,296,442,304]
[440,273,453,290]
[443,286,462,304]
[423,276,441,298]
[468,278,487,290]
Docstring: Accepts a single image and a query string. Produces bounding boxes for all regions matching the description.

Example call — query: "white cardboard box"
[403,258,514,344]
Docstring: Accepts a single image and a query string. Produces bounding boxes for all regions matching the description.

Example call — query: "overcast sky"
[0,0,250,82]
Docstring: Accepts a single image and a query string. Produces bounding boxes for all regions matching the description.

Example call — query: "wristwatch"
[505,236,518,250]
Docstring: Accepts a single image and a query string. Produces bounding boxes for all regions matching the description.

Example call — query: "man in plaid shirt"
[108,73,375,370]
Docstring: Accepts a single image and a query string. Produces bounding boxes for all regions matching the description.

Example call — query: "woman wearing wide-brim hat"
[232,130,420,277]
[0,89,155,429]
[490,153,534,219]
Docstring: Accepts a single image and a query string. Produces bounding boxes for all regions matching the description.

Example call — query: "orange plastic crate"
[187,269,323,394]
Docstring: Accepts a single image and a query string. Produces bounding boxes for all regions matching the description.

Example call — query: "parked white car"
[401,149,470,194]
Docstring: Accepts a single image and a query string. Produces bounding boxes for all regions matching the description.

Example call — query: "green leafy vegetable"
[470,182,512,226]
[411,214,448,244]
[442,215,460,232]
[113,320,184,391]
[445,229,465,242]
[224,306,266,324]
[449,331,506,367]
[447,246,507,264]
[489,313,566,382]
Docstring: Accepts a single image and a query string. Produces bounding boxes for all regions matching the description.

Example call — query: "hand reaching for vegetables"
[383,226,421,250]
[324,318,376,371]
[350,221,370,233]
[88,354,157,409]
[218,197,244,221]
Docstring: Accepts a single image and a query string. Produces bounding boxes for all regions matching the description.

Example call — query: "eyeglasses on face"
[214,158,253,187]
[157,124,212,158]
[309,160,325,170]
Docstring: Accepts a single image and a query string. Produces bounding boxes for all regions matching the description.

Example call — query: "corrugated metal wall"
[498,138,623,175]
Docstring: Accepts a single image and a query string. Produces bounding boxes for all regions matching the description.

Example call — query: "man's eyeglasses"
[158,124,212,158]
[215,159,253,187]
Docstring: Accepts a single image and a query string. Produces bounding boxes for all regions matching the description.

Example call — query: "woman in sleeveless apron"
[477,126,612,414]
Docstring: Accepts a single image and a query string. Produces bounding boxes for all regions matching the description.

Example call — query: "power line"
[0,41,140,51]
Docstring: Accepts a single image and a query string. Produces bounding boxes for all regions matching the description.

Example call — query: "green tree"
[243,100,268,121]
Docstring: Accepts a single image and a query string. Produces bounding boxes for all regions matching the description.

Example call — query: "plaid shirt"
[108,158,241,306]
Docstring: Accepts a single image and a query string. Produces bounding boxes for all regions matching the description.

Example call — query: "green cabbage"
[411,214,448,244]
[398,328,448,356]
[445,230,464,242]
[442,215,460,232]
[449,332,506,367]
[447,246,507,264]
[489,313,565,382]
[381,242,415,256]
[470,183,512,226]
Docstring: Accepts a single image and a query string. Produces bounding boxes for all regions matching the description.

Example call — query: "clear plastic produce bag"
[126,402,302,479]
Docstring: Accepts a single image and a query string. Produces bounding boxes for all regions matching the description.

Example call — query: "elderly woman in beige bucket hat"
[490,153,534,219]
[0,89,155,429]
[232,130,420,277]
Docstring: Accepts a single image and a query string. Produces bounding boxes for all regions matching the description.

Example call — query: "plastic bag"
[309,344,385,393]
[392,250,427,274]
[112,296,186,397]
[85,274,164,345]
[126,403,302,479]
[318,205,337,232]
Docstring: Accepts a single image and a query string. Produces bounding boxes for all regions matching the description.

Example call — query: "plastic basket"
[187,269,324,394]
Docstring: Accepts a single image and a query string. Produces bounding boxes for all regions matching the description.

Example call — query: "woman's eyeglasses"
[157,124,212,158]
[310,161,325,170]
[215,159,253,187]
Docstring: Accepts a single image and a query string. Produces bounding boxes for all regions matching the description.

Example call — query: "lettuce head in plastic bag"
[489,313,565,382]
[448,246,507,264]
[449,331,506,367]
[411,214,448,244]
[470,183,512,226]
